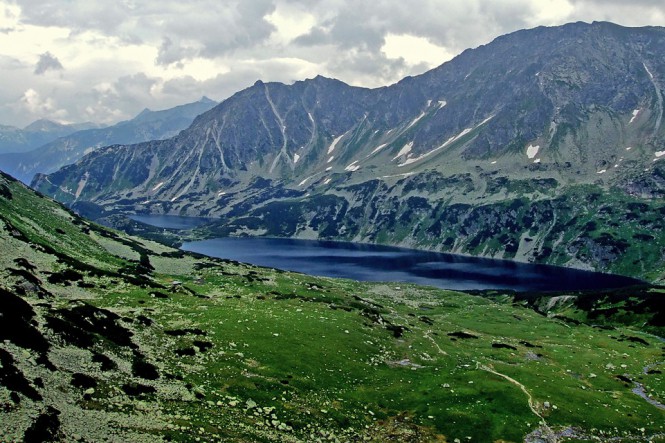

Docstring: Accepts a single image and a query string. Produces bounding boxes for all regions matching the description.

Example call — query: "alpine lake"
[130,214,642,292]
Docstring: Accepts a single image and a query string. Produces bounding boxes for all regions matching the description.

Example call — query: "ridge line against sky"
[1,0,665,128]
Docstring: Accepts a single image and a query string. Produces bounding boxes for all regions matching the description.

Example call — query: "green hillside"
[1,171,664,442]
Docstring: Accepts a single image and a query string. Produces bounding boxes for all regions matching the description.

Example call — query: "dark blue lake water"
[180,236,642,292]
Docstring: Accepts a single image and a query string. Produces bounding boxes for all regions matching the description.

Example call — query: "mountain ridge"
[0,119,102,155]
[0,97,217,183]
[33,21,665,280]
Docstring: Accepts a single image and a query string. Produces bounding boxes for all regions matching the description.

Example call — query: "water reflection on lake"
[180,237,641,292]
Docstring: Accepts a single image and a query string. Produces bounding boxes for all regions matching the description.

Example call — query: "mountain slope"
[33,22,665,280]
[2,169,665,442]
[0,97,216,183]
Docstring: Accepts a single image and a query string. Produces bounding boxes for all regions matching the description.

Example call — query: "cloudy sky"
[1,0,665,128]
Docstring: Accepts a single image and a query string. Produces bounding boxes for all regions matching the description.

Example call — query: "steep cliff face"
[33,22,665,280]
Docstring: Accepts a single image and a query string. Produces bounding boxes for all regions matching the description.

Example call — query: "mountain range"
[0,97,217,183]
[0,120,102,155]
[32,21,665,281]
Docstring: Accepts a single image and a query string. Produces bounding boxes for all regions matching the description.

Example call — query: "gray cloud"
[2,0,665,127]
[156,37,196,67]
[34,52,63,75]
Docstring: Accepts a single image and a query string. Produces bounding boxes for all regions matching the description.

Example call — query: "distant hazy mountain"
[0,97,217,183]
[0,119,101,155]
[34,22,665,280]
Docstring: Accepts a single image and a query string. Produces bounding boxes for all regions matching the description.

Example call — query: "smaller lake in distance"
[180,236,642,292]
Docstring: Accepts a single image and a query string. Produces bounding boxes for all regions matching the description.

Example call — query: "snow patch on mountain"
[299,176,313,186]
[345,161,360,172]
[406,112,426,130]
[392,142,414,161]
[327,134,344,154]
[369,143,388,156]
[526,144,540,159]
[397,116,493,167]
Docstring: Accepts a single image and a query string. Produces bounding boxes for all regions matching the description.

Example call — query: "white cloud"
[17,88,68,121]
[382,34,455,66]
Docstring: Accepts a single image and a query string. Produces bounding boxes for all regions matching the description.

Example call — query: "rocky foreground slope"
[33,22,665,281]
[2,170,664,441]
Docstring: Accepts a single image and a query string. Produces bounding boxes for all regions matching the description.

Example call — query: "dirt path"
[476,361,557,441]
[423,330,448,355]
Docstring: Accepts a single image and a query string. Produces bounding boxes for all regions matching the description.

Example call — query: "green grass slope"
[1,170,664,442]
